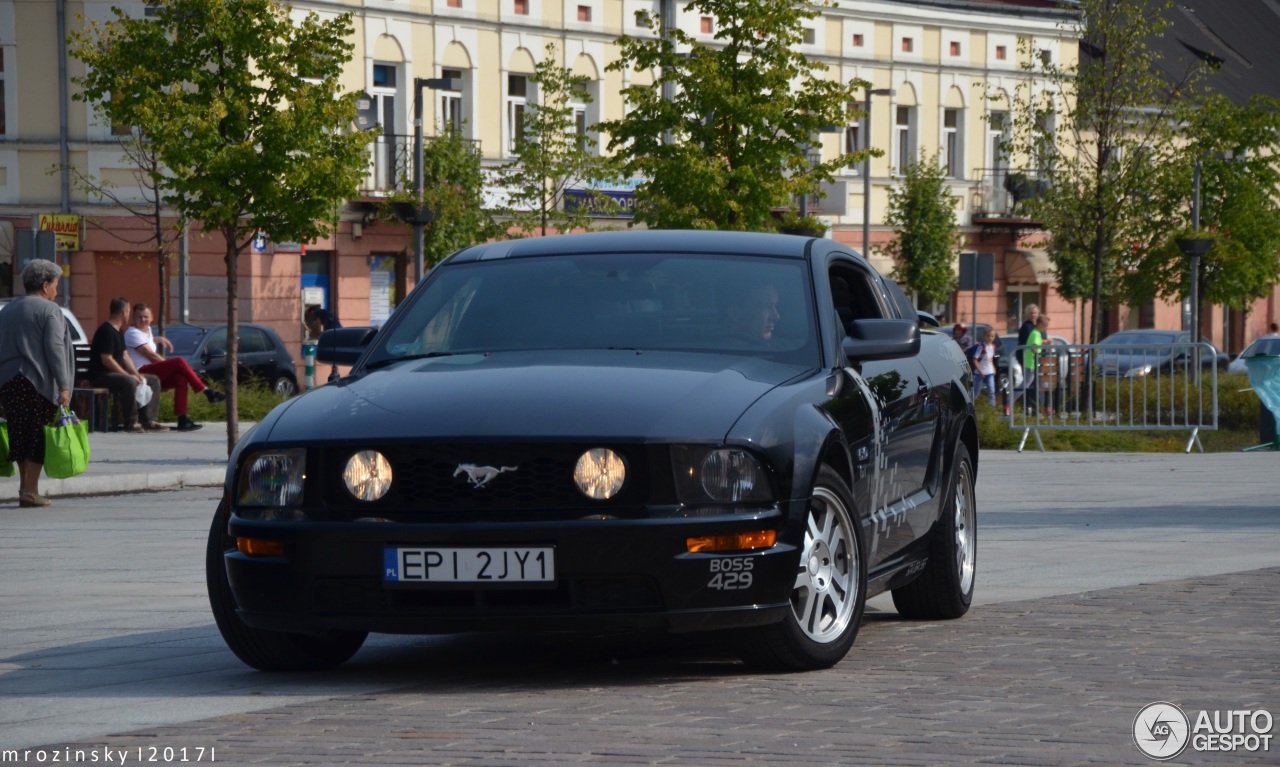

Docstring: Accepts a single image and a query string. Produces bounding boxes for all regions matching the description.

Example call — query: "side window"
[206,329,228,355]
[829,262,889,336]
[240,328,270,353]
[882,277,918,322]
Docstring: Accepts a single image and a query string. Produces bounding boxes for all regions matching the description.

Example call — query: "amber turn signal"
[686,530,777,553]
[236,537,285,557]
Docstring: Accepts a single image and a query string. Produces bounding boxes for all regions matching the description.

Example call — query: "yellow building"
[11,0,1242,361]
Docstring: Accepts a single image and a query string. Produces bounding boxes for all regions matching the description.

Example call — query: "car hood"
[259,350,813,444]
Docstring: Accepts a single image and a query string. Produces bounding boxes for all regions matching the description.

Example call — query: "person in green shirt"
[1017,315,1049,413]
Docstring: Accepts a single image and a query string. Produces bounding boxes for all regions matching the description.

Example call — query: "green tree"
[388,125,502,270]
[881,154,962,306]
[1126,95,1280,312]
[1002,0,1209,342]
[497,43,622,237]
[71,0,374,451]
[600,0,862,230]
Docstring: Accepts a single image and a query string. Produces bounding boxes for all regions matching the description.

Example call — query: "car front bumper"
[223,509,800,637]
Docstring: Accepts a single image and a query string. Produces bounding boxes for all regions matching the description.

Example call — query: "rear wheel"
[739,466,866,670]
[206,505,366,671]
[891,442,976,619]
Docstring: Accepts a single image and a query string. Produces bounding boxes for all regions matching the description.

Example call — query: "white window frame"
[844,104,862,174]
[895,105,916,174]
[440,68,465,134]
[506,73,529,154]
[943,108,962,179]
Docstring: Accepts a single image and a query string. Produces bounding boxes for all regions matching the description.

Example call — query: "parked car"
[164,322,298,396]
[0,297,91,381]
[206,230,979,672]
[1228,335,1280,375]
[1094,330,1228,377]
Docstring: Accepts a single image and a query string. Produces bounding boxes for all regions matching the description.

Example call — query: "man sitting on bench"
[87,296,165,432]
[124,303,224,432]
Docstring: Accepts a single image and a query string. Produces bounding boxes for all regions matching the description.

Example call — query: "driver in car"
[722,283,780,344]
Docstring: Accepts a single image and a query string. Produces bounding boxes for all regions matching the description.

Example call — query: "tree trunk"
[223,228,241,454]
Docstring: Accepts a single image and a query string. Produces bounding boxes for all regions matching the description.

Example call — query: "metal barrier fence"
[1002,341,1219,453]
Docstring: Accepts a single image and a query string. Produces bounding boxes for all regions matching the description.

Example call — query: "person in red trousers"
[124,304,225,431]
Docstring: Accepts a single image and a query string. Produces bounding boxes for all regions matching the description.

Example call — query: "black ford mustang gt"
[207,230,978,672]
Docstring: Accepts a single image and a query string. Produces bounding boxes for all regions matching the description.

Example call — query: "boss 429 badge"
[707,557,754,590]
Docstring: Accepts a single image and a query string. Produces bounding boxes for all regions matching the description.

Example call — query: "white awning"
[1005,248,1054,285]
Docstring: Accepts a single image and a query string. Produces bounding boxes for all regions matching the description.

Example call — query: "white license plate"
[384,547,555,583]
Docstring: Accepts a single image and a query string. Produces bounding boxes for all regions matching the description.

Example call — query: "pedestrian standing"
[0,260,74,506]
[1017,304,1040,348]
[972,327,998,406]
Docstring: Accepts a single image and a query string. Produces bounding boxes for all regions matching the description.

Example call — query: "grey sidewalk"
[0,421,243,503]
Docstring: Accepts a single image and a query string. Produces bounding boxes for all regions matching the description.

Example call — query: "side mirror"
[205,348,227,360]
[842,319,920,362]
[317,327,377,365]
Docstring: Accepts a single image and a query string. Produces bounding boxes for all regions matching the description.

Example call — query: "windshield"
[368,252,819,367]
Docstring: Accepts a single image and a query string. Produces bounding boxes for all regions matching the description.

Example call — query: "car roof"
[446,230,818,263]
[0,297,89,343]
[1106,329,1181,338]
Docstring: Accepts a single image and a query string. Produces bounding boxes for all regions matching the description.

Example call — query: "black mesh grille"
[320,443,657,518]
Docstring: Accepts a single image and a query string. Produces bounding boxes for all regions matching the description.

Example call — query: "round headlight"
[573,448,626,500]
[700,449,770,502]
[343,450,393,501]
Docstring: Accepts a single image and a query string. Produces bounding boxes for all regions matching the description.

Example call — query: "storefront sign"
[38,214,82,251]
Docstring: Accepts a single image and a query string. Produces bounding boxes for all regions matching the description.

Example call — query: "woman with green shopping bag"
[0,259,74,507]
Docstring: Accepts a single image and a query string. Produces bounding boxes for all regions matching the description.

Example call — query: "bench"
[71,388,110,433]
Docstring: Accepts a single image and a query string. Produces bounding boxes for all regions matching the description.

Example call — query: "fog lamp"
[343,450,393,501]
[573,448,626,499]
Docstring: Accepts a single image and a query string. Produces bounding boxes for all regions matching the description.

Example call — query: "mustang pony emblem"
[453,464,518,488]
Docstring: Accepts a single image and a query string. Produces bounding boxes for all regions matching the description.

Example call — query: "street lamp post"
[1176,233,1212,377]
[402,76,460,285]
[862,88,895,259]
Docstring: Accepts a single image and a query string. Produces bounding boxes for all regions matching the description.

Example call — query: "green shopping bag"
[44,407,90,479]
[0,420,13,477]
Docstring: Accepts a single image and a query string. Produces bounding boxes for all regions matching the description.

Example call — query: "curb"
[1,467,226,503]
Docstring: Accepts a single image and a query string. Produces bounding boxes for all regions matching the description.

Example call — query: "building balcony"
[358,132,483,197]
[968,167,1051,225]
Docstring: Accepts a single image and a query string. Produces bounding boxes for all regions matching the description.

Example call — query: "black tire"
[739,466,866,671]
[272,376,298,397]
[891,442,976,619]
[205,505,366,671]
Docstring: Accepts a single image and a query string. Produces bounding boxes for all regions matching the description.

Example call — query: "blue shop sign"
[563,189,636,217]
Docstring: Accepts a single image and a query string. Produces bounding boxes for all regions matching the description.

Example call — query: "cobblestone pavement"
[29,568,1278,766]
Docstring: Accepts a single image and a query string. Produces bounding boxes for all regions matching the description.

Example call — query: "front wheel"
[206,505,366,671]
[739,465,866,670]
[891,442,976,619]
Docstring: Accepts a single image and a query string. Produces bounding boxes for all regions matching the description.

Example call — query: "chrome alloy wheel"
[791,486,860,643]
[954,458,977,596]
